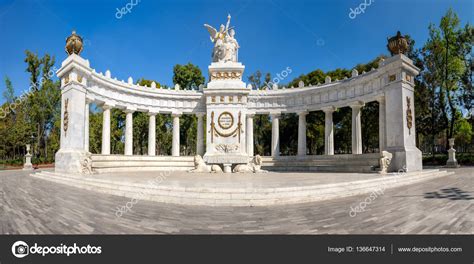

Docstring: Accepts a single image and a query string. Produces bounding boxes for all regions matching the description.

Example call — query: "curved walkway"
[0,168,472,234]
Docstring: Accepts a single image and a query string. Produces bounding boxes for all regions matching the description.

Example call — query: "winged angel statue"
[204,14,239,63]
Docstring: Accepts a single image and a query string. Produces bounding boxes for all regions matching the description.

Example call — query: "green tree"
[172,63,205,155]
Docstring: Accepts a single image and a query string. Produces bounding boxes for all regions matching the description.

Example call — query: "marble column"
[377,97,386,152]
[297,111,308,156]
[124,109,134,156]
[172,113,181,157]
[196,113,205,156]
[350,102,364,154]
[84,101,90,152]
[322,106,336,155]
[271,113,280,157]
[246,114,254,157]
[101,105,112,155]
[148,112,156,156]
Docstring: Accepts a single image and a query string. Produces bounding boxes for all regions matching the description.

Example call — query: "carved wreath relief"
[406,96,413,135]
[63,98,69,137]
[209,111,243,143]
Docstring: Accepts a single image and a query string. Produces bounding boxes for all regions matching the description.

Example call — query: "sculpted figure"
[189,155,210,172]
[233,155,267,173]
[189,155,223,173]
[204,14,239,63]
[379,151,393,174]
[81,152,93,174]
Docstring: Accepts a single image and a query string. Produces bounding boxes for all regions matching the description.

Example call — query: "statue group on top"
[204,14,240,63]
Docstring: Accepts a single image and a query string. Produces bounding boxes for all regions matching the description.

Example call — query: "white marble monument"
[53,25,423,174]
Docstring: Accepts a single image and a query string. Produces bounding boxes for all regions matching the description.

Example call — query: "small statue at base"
[81,152,93,174]
[378,151,393,174]
[233,155,267,173]
[189,155,223,173]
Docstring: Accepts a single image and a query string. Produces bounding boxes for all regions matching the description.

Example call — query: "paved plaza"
[0,168,472,234]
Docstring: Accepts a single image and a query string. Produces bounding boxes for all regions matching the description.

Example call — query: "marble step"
[91,155,195,173]
[31,169,453,206]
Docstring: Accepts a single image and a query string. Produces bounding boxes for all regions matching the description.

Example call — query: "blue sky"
[0,0,472,101]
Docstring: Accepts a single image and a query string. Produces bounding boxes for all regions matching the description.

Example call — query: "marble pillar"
[271,113,280,157]
[148,112,156,156]
[297,111,307,156]
[322,106,336,155]
[377,97,386,152]
[351,102,364,154]
[172,113,181,157]
[124,110,134,155]
[101,105,112,155]
[246,114,254,157]
[84,101,90,152]
[196,113,205,156]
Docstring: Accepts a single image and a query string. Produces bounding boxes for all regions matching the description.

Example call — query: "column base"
[386,146,422,172]
[55,149,91,174]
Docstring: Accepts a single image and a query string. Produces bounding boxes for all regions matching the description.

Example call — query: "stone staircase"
[31,169,453,206]
[91,155,195,173]
[262,153,380,173]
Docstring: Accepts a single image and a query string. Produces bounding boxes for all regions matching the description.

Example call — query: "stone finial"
[105,70,111,78]
[351,69,359,77]
[128,77,133,84]
[325,76,331,84]
[174,84,180,90]
[246,84,252,89]
[65,30,84,56]
[151,82,156,88]
[272,83,278,90]
[198,84,204,91]
[298,81,304,88]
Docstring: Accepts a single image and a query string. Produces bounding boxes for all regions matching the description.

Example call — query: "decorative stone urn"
[387,31,409,56]
[446,138,460,168]
[65,31,84,56]
[23,144,33,171]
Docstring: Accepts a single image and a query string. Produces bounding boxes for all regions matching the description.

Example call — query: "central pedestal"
[203,62,250,172]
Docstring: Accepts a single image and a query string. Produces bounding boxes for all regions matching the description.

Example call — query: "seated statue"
[379,151,393,174]
[189,155,223,173]
[233,155,267,173]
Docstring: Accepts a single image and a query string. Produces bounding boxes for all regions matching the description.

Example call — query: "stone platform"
[31,169,453,206]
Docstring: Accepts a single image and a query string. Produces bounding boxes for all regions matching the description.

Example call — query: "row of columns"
[90,105,205,157]
[87,99,384,157]
[251,100,384,157]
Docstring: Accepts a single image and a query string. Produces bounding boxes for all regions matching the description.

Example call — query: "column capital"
[124,108,136,114]
[321,106,337,113]
[101,103,114,110]
[147,111,158,116]
[246,112,256,118]
[269,112,281,118]
[171,112,182,118]
[297,111,309,116]
[349,101,365,109]
[195,112,205,118]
